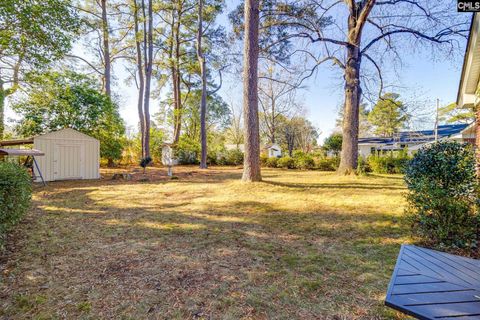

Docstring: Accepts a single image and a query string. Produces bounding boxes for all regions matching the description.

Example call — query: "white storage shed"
[33,128,100,182]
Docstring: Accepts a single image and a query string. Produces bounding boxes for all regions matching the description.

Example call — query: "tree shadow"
[262,179,405,190]
[5,171,408,319]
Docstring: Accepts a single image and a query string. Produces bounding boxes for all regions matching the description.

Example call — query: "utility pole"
[434,98,439,142]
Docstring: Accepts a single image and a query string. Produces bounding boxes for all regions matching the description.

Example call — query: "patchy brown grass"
[0,166,411,319]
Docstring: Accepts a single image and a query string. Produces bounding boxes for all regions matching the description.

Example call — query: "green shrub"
[277,156,295,169]
[207,150,218,165]
[0,162,32,246]
[368,156,389,174]
[176,137,200,165]
[315,157,339,171]
[368,154,410,174]
[218,149,244,166]
[404,141,479,249]
[260,154,268,167]
[265,157,278,168]
[227,149,244,165]
[356,156,370,175]
[177,150,199,165]
[292,150,306,158]
[294,154,315,170]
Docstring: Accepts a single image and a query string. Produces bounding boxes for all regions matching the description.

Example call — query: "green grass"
[0,167,411,319]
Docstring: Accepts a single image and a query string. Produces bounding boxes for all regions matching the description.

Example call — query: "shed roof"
[34,128,99,141]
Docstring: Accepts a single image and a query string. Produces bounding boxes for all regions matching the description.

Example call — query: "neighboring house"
[226,143,282,158]
[358,124,472,157]
[266,143,282,158]
[457,13,480,155]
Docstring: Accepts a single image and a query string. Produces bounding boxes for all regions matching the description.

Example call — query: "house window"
[370,147,376,154]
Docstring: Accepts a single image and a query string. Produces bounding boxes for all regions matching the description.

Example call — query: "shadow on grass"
[262,179,405,190]
[6,171,408,319]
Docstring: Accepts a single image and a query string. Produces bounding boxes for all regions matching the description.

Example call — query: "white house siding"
[267,144,282,158]
[33,128,100,182]
[358,145,373,158]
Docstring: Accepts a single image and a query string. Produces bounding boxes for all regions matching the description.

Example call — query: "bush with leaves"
[265,157,278,168]
[294,154,315,170]
[277,156,295,169]
[0,163,32,246]
[368,153,410,174]
[218,149,244,166]
[260,154,269,166]
[175,136,200,165]
[314,157,339,171]
[356,156,371,175]
[404,141,480,249]
[207,150,218,165]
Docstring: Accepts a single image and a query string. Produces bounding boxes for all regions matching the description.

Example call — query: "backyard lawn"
[0,167,411,319]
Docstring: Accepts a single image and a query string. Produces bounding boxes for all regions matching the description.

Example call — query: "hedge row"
[0,162,32,246]
[367,155,410,174]
[261,154,340,171]
[177,148,410,175]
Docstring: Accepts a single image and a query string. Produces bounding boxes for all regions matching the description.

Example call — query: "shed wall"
[33,129,100,182]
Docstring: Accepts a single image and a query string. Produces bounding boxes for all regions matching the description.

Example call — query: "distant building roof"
[265,143,281,149]
[359,124,470,145]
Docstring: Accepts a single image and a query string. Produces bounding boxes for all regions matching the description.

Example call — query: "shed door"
[53,144,84,180]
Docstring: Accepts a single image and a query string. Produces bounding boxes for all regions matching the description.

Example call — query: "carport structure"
[0,148,46,185]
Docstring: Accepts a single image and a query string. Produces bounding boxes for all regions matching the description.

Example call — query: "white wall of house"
[359,145,374,158]
[33,128,100,182]
[268,144,282,158]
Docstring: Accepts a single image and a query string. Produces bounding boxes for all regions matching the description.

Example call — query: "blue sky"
[298,53,464,142]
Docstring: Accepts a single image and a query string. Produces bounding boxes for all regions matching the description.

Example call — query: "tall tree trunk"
[101,0,111,98]
[271,97,275,144]
[242,0,261,182]
[172,14,182,144]
[141,0,152,158]
[172,67,182,143]
[338,44,361,175]
[133,0,145,158]
[337,0,375,175]
[197,0,208,169]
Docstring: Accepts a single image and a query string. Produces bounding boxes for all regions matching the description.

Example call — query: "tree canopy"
[0,0,80,138]
[368,93,408,137]
[12,71,125,162]
[439,102,476,124]
[323,133,342,156]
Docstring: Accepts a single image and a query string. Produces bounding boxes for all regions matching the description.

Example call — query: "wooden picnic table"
[385,245,480,319]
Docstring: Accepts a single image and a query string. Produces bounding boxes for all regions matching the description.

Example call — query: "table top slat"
[385,245,480,319]
[388,291,480,306]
